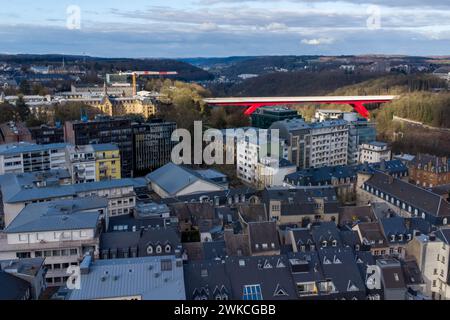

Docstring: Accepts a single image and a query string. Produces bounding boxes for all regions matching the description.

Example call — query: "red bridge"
[204,95,397,118]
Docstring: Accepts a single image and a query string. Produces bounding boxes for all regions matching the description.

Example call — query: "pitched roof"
[364,171,450,217]
[248,221,280,254]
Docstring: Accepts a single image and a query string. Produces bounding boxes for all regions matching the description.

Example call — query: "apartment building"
[359,141,391,164]
[0,142,68,175]
[0,170,142,226]
[270,118,348,169]
[0,197,106,286]
[64,117,133,177]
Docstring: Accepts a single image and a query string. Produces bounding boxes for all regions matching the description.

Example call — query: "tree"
[15,95,30,121]
[19,80,31,95]
[0,103,18,123]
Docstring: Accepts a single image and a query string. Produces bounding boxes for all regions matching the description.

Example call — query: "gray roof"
[183,259,232,300]
[68,255,185,300]
[0,258,45,277]
[4,197,106,233]
[248,221,280,254]
[364,171,450,217]
[100,227,181,257]
[146,162,224,196]
[263,186,339,216]
[0,142,67,156]
[202,241,227,260]
[311,222,342,247]
[0,272,30,300]
[0,170,139,203]
[225,255,298,300]
[317,247,366,295]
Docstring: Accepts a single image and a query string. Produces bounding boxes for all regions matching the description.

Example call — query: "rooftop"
[68,255,185,300]
[4,197,106,233]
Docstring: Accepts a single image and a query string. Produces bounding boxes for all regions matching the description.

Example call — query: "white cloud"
[301,37,335,45]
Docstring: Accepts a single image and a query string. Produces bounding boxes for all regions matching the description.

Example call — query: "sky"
[0,0,449,58]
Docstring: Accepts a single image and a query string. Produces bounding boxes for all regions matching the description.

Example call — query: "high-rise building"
[132,119,176,176]
[251,107,300,129]
[271,118,348,169]
[64,116,133,177]
[344,113,377,165]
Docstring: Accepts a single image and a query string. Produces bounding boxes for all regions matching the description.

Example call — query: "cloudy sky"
[0,0,449,58]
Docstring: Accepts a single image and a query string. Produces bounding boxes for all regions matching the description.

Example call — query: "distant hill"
[0,54,213,82]
[209,70,386,97]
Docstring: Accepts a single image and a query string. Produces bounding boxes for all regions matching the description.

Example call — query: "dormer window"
[332,240,337,247]
[146,245,153,255]
[156,245,162,254]
[165,244,171,253]
[322,241,327,248]
[399,234,404,242]
[407,234,412,241]
[391,235,395,242]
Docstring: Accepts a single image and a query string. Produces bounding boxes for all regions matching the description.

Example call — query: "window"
[242,284,263,300]
[161,259,172,271]
[165,244,171,253]
[156,245,162,254]
[146,245,153,255]
[19,234,28,242]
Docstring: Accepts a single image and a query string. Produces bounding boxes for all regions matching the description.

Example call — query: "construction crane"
[117,71,178,95]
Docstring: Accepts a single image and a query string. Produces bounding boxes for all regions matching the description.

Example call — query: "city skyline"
[1,0,450,58]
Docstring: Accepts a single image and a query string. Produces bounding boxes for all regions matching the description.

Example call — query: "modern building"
[29,124,65,145]
[345,113,377,165]
[0,197,106,286]
[132,119,176,176]
[251,107,300,129]
[408,154,450,188]
[359,141,391,164]
[67,255,185,300]
[0,142,68,175]
[64,117,133,178]
[270,118,348,169]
